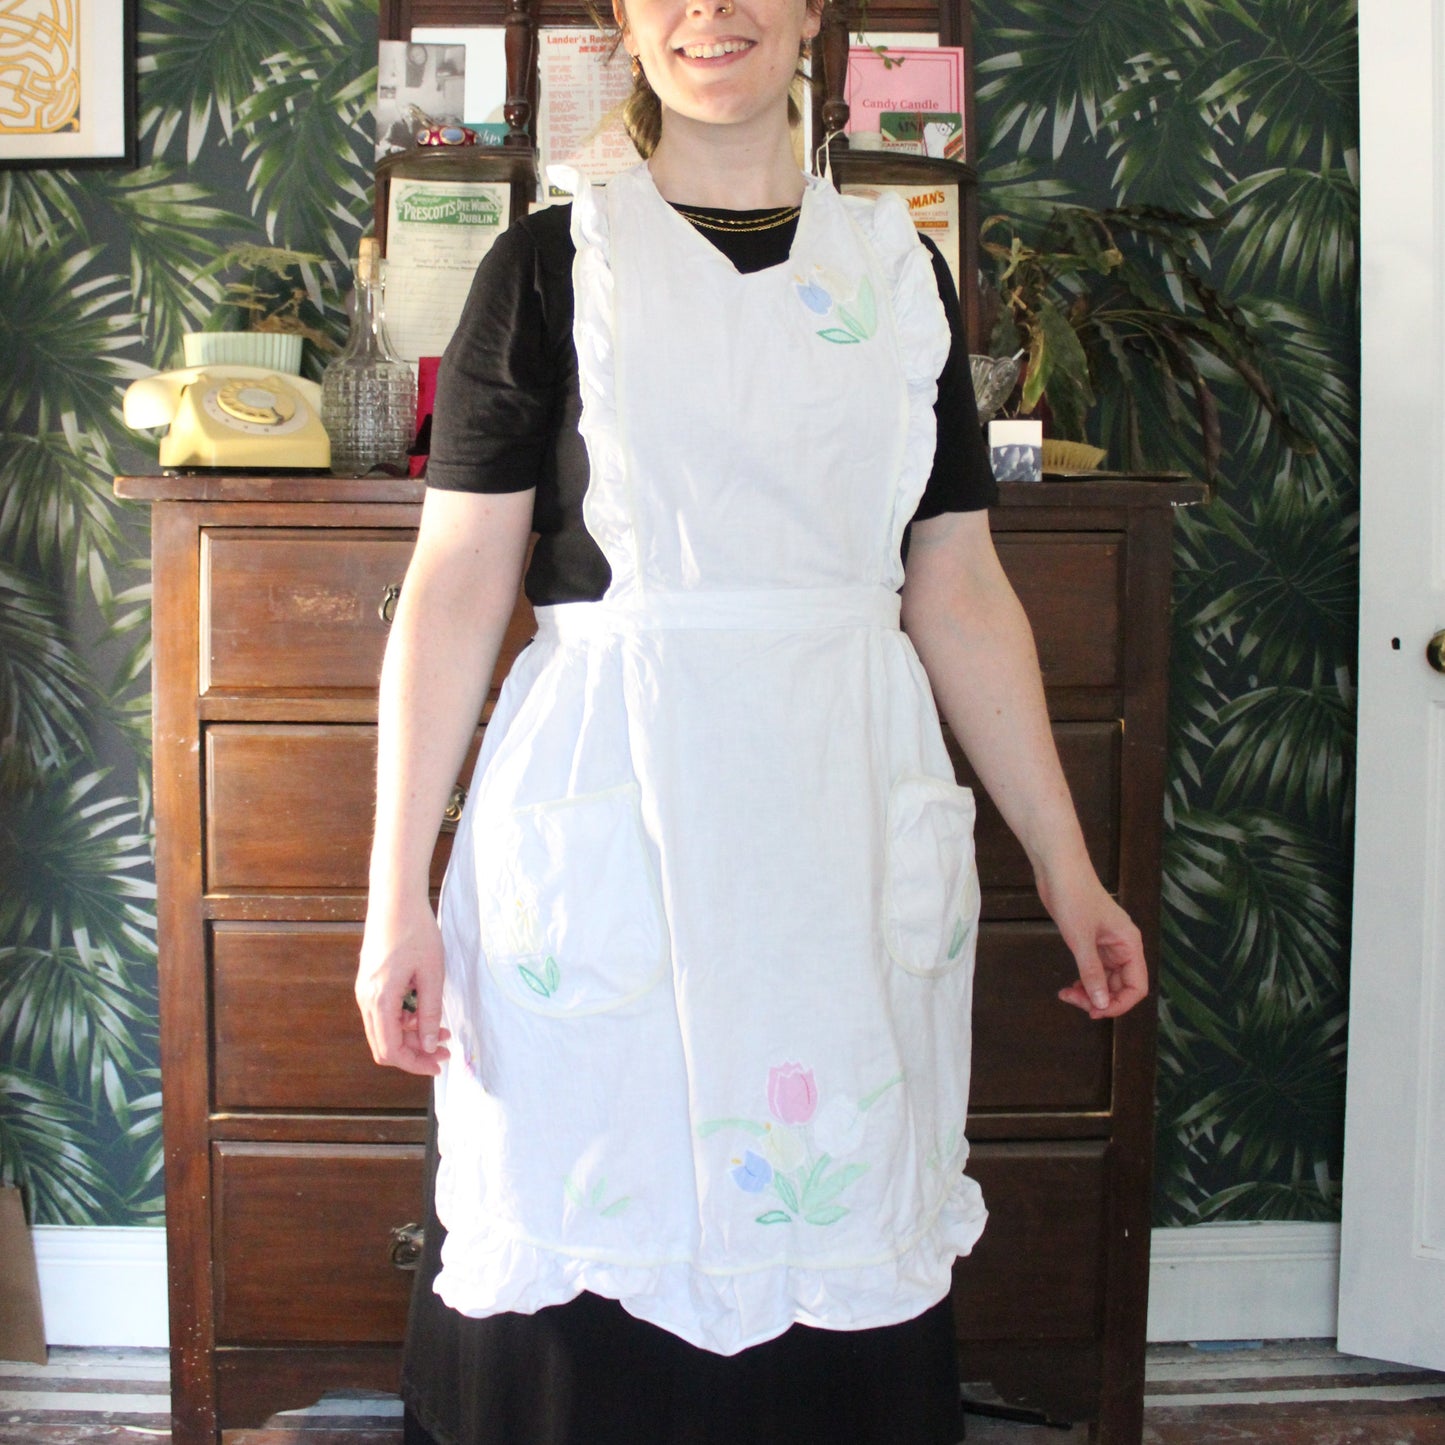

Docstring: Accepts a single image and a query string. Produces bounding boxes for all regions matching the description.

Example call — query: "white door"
[1337,0,1445,1371]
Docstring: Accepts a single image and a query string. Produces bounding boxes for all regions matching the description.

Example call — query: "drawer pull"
[441,785,467,832]
[389,1221,425,1271]
[379,583,402,624]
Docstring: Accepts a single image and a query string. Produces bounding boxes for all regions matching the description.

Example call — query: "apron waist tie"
[537,586,902,639]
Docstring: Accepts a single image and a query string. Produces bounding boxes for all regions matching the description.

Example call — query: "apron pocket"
[883,774,980,977]
[475,782,669,1015]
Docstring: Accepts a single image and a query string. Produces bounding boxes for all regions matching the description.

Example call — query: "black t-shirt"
[427,201,997,606]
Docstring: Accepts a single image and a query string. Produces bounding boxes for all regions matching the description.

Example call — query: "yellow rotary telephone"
[123,364,330,470]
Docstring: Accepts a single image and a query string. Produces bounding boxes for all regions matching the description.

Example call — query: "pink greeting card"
[845,47,966,140]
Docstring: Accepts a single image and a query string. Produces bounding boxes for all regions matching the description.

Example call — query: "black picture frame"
[0,0,138,171]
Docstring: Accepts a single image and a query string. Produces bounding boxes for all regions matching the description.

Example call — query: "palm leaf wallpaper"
[0,0,1357,1229]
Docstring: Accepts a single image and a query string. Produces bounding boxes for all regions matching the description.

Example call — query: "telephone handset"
[123,364,330,471]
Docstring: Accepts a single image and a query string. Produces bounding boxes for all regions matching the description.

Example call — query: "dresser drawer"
[951,1141,1107,1341]
[995,534,1123,689]
[948,721,1121,894]
[213,1142,425,1343]
[200,527,536,695]
[204,725,477,891]
[212,923,431,1111]
[969,924,1113,1114]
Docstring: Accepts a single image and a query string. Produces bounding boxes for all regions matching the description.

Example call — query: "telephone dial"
[123,364,330,470]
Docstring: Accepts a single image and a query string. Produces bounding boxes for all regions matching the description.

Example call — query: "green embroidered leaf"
[591,1178,606,1206]
[805,1205,850,1226]
[773,1174,800,1213]
[947,916,969,960]
[543,955,561,991]
[518,966,552,997]
[799,1154,832,1209]
[806,1163,869,1212]
[697,1117,768,1137]
[601,1196,631,1218]
[755,1209,793,1225]
[564,1177,583,1206]
[857,1073,903,1112]
[854,276,877,332]
[816,327,861,344]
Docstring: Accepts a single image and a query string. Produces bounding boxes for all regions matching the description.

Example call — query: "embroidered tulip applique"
[793,268,878,345]
[698,1064,902,1226]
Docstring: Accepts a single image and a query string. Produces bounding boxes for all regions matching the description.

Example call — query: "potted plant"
[182,242,338,375]
[978,205,1314,478]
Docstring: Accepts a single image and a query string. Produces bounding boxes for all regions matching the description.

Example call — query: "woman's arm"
[900,509,1148,1018]
[356,486,535,1073]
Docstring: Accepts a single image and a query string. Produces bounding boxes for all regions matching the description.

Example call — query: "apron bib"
[431,164,987,1354]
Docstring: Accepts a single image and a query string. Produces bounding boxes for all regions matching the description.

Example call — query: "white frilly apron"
[431,163,987,1354]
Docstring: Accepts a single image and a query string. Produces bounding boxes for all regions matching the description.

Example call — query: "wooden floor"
[3,1341,1445,1443]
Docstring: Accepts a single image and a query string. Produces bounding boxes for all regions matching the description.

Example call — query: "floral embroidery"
[793,267,877,345]
[564,1173,631,1218]
[518,953,561,999]
[698,1063,902,1226]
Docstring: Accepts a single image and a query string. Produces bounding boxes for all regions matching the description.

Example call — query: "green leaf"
[816,327,860,345]
[543,955,561,992]
[755,1210,793,1225]
[696,1117,768,1137]
[773,1173,800,1213]
[518,966,552,998]
[804,1205,850,1226]
[600,1196,631,1218]
[802,1163,869,1213]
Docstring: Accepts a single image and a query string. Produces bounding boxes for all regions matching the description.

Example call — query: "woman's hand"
[356,898,451,1075]
[1036,866,1148,1020]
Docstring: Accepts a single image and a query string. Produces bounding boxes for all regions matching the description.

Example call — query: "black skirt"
[402,1120,965,1445]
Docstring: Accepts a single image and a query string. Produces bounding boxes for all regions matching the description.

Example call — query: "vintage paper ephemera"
[537,29,640,198]
[845,47,965,142]
[384,179,511,362]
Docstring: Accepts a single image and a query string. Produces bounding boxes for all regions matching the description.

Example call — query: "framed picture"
[0,0,137,169]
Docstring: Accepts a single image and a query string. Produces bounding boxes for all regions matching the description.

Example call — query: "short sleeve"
[914,236,999,519]
[425,219,559,494]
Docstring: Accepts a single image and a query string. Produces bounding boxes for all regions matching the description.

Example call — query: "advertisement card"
[537,29,641,197]
[845,46,965,141]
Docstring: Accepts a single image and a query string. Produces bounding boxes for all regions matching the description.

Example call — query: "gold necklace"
[672,204,801,234]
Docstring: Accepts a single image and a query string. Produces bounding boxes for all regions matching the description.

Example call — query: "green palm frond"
[1223,168,1358,307]
[1172,987,1346,1182]
[0,233,146,442]
[94,571,155,766]
[1186,489,1357,679]
[138,0,342,161]
[0,565,94,781]
[1163,808,1349,1004]
[85,166,246,366]
[1198,0,1358,170]
[0,170,84,248]
[0,769,156,966]
[976,157,1079,225]
[1209,681,1355,833]
[1100,52,1232,212]
[975,0,1192,158]
[1228,299,1357,483]
[0,944,157,1118]
[1194,1176,1340,1222]
[237,46,375,259]
[0,1069,121,1223]
[120,1074,165,1222]
[0,431,122,592]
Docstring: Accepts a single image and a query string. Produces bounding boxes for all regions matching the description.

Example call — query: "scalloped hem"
[432,1173,987,1356]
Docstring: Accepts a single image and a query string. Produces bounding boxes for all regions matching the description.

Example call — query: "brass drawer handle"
[1428,630,1445,673]
[379,583,402,624]
[441,785,467,832]
[389,1221,425,1271]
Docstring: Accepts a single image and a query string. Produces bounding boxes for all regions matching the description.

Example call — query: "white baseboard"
[32,1221,1340,1350]
[33,1225,169,1348]
[1148,1222,1341,1342]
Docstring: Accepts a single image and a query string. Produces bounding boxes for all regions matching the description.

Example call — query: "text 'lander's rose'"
[767,1063,818,1126]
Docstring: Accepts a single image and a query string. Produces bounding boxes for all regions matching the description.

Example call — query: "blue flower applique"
[730,1150,773,1193]
[793,267,877,345]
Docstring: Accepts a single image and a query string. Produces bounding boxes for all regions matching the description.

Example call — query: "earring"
[630,52,642,80]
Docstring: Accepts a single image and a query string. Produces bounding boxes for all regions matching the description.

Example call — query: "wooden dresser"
[116,472,1200,1444]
